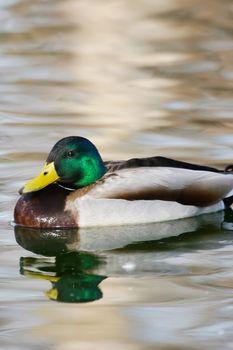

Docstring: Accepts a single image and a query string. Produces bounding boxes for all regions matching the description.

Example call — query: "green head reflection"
[47,274,106,303]
[15,226,107,303]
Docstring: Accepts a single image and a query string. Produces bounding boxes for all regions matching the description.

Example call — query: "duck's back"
[105,156,222,173]
[66,160,233,228]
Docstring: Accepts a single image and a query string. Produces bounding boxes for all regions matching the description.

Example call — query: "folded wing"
[88,167,233,207]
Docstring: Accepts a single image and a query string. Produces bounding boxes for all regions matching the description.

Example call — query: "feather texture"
[65,167,233,227]
[87,168,233,206]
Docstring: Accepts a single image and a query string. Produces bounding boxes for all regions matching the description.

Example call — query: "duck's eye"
[67,150,75,158]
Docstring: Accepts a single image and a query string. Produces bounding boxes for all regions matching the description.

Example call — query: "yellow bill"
[24,270,60,282]
[46,288,58,300]
[22,162,60,194]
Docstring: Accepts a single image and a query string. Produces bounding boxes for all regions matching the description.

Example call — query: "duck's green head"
[21,136,107,193]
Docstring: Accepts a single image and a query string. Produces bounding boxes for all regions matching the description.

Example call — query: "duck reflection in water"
[20,251,106,303]
[15,226,106,303]
[15,210,233,303]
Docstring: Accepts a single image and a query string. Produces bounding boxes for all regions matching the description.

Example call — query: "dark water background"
[1,0,233,349]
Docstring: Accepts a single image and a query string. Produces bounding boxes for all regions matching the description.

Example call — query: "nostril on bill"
[43,172,48,176]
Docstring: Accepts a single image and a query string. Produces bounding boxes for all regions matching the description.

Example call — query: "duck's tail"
[225,164,233,173]
[224,195,233,209]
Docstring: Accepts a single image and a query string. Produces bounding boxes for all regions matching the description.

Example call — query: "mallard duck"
[14,136,233,228]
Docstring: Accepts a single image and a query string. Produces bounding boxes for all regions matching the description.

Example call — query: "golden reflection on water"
[1,0,233,163]
[0,0,233,349]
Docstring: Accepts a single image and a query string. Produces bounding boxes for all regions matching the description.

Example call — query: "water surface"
[1,0,233,349]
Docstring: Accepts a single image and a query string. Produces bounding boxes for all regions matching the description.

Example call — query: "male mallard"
[14,136,233,228]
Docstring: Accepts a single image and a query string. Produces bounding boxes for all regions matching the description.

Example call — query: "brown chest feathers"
[14,184,77,228]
